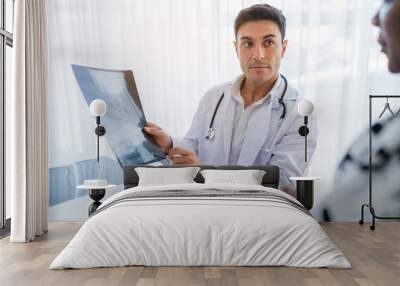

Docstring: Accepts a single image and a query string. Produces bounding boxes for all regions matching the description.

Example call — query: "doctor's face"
[373,0,400,73]
[234,20,287,84]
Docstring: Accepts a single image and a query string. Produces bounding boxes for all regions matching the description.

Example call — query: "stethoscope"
[205,74,288,140]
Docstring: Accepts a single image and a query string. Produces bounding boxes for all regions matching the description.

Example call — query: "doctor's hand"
[143,122,172,154]
[168,147,201,165]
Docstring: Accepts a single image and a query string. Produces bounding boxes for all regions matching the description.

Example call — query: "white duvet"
[50,183,351,269]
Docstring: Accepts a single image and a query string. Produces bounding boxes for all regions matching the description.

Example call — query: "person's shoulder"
[205,81,231,96]
[199,80,233,103]
[374,116,400,147]
[284,80,300,101]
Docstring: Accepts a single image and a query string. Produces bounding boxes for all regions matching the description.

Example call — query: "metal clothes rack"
[359,95,400,230]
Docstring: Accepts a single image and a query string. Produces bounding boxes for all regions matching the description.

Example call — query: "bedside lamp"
[297,99,314,162]
[89,99,107,162]
[290,98,318,210]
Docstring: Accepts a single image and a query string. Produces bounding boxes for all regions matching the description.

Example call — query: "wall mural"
[48,65,166,220]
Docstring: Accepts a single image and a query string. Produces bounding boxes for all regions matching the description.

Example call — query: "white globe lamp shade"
[90,99,107,117]
[298,99,314,116]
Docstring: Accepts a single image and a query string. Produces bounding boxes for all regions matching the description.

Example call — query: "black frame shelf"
[359,95,400,230]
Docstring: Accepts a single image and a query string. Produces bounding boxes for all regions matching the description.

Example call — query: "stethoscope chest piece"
[206,128,216,140]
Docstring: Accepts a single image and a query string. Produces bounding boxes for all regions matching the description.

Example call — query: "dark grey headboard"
[123,165,280,189]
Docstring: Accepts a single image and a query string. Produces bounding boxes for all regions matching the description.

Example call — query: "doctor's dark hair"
[234,4,286,41]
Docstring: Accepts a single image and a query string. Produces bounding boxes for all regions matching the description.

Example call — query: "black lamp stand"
[95,116,106,162]
[298,116,309,162]
[291,116,315,210]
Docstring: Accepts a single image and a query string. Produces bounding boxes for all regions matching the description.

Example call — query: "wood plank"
[0,222,399,286]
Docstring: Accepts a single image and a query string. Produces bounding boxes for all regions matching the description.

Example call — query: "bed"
[50,165,350,269]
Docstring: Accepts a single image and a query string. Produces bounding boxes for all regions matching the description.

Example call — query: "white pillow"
[200,169,266,185]
[135,167,201,186]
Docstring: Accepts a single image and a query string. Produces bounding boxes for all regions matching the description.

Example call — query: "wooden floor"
[0,222,399,286]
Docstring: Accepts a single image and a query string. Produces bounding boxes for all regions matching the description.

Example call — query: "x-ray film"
[72,64,166,167]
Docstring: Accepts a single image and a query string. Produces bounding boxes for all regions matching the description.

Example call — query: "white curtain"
[46,0,400,220]
[10,0,48,242]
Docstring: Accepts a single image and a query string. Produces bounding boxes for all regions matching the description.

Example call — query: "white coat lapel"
[221,91,236,164]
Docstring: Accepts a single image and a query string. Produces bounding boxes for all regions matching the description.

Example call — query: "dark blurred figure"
[321,0,400,221]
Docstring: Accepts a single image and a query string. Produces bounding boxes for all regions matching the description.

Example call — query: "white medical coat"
[172,75,318,188]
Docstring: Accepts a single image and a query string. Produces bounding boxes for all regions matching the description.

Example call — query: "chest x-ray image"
[72,64,166,166]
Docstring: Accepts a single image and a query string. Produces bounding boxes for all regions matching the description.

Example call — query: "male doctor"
[144,4,318,190]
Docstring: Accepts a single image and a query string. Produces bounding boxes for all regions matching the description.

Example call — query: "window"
[0,0,14,232]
